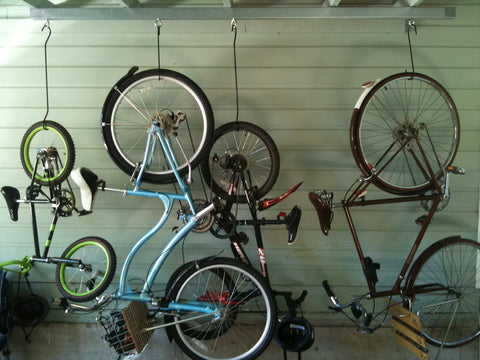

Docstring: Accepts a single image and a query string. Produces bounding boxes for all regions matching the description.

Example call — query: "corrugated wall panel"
[0,5,478,322]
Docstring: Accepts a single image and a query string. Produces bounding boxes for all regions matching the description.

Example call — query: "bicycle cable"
[41,20,52,129]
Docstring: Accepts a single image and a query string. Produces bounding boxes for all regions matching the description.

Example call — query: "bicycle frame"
[0,151,83,275]
[341,182,441,299]
[100,121,217,315]
[312,135,463,302]
[211,168,302,285]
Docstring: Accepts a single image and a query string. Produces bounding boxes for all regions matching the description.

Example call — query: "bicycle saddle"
[308,191,333,236]
[1,186,20,222]
[71,167,99,213]
[285,206,302,245]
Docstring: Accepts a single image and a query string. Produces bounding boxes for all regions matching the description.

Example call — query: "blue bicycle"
[64,67,277,360]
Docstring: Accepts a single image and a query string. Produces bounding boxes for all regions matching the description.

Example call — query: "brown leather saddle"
[308,190,334,236]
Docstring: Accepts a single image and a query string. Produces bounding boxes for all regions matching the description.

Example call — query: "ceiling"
[0,0,458,20]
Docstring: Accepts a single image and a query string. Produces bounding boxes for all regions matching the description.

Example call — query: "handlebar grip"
[323,280,334,297]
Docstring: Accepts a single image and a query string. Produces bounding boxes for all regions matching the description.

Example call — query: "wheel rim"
[407,240,480,347]
[173,263,274,359]
[108,74,210,178]
[23,125,71,183]
[59,241,111,298]
[354,73,459,194]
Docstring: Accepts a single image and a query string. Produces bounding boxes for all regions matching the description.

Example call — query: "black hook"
[406,19,417,73]
[231,19,239,130]
[41,20,52,129]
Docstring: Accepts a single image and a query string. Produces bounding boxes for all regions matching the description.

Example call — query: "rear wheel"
[351,72,459,195]
[20,121,75,186]
[102,69,214,184]
[201,121,280,203]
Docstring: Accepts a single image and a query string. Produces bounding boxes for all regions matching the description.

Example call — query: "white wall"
[0,4,478,322]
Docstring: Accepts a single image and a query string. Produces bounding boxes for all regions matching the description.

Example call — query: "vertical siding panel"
[0,5,478,321]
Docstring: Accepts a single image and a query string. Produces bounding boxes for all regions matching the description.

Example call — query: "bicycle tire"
[20,120,76,186]
[55,236,116,302]
[405,236,480,347]
[351,72,460,195]
[201,121,280,203]
[102,68,214,184]
[167,257,276,360]
[165,259,238,341]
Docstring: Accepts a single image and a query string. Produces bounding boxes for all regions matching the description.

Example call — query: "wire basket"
[98,302,154,359]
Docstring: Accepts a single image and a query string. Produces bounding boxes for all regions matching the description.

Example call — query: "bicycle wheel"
[351,72,459,195]
[165,260,237,341]
[102,68,214,184]
[55,236,116,302]
[167,257,276,360]
[405,237,480,347]
[20,120,75,186]
[201,121,280,203]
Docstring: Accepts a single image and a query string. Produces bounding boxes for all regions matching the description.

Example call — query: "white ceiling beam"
[30,6,455,20]
[22,0,55,7]
[119,0,141,7]
[394,0,425,6]
[322,0,342,6]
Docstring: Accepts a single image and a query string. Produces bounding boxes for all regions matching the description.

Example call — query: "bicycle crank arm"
[50,295,113,313]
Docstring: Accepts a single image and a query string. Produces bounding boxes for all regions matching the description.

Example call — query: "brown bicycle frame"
[341,135,447,298]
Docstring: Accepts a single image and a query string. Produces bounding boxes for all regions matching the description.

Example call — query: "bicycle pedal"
[230,231,248,244]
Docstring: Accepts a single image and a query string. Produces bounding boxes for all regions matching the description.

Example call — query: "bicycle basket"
[98,302,153,359]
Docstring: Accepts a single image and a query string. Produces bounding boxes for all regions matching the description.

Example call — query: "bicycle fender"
[354,78,382,109]
[259,181,303,211]
[100,66,139,124]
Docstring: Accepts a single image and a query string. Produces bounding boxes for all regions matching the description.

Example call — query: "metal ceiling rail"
[30,6,456,20]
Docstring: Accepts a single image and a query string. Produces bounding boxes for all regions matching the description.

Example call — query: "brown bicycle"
[309,72,478,351]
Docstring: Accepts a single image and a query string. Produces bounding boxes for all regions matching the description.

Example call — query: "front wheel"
[167,257,276,360]
[405,237,480,347]
[20,120,76,186]
[55,237,116,302]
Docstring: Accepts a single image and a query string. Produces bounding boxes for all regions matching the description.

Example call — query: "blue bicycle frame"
[103,121,217,316]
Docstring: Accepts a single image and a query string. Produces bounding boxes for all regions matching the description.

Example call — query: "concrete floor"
[3,322,478,360]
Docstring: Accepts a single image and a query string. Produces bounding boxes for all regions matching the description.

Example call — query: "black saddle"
[1,186,20,222]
